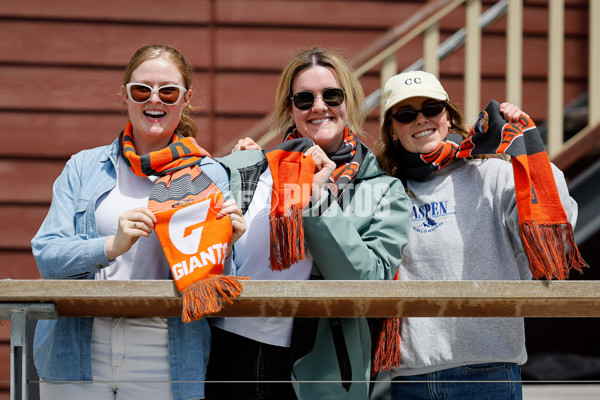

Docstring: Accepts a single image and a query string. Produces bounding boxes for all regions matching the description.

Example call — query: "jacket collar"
[354,144,382,181]
[101,136,121,167]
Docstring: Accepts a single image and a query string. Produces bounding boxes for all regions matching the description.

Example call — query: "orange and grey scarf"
[265,137,315,271]
[120,123,247,322]
[266,127,364,271]
[399,99,586,278]
[285,126,362,198]
[373,100,587,373]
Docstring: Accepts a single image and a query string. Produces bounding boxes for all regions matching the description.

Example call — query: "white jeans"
[40,317,173,400]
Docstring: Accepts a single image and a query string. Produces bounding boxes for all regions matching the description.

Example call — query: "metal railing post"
[380,54,398,121]
[1,304,58,400]
[506,0,523,107]
[589,0,600,126]
[10,310,28,400]
[464,0,482,125]
[424,23,440,76]
[547,0,565,156]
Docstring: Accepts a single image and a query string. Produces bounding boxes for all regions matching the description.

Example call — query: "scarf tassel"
[269,204,306,271]
[519,220,587,280]
[181,274,249,323]
[372,317,402,372]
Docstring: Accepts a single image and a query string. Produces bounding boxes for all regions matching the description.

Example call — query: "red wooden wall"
[0,0,590,397]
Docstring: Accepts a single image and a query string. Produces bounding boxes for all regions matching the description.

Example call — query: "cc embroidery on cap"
[404,77,422,85]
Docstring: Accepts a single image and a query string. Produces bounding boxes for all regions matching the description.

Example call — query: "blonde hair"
[271,47,367,138]
[123,44,198,138]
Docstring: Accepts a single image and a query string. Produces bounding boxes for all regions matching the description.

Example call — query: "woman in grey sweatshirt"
[375,70,582,400]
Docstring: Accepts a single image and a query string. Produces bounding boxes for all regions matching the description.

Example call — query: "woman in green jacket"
[205,47,411,400]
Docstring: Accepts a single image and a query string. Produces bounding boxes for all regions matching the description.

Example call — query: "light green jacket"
[218,144,411,399]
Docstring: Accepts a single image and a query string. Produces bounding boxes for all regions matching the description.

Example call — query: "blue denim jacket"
[31,136,229,400]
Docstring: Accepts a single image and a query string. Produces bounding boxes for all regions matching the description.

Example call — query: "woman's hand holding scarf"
[104,200,246,262]
[499,102,528,124]
[104,207,157,261]
[217,198,246,257]
[304,145,336,205]
[232,137,262,152]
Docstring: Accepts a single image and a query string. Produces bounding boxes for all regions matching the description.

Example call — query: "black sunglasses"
[391,101,446,123]
[291,88,345,110]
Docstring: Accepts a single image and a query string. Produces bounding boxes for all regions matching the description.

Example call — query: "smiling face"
[289,65,347,153]
[121,55,192,154]
[390,96,451,154]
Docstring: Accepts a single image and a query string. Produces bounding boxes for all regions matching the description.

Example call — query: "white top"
[95,156,170,280]
[211,167,313,347]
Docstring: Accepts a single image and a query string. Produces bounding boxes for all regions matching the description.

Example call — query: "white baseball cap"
[382,70,449,114]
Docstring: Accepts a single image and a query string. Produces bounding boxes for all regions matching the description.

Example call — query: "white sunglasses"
[125,82,187,105]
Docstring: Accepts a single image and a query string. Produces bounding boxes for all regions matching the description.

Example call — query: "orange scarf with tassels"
[267,129,364,271]
[394,99,586,278]
[373,100,588,373]
[285,126,362,198]
[448,100,585,278]
[264,137,316,271]
[120,123,247,322]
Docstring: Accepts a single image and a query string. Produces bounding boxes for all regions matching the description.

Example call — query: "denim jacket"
[31,136,229,400]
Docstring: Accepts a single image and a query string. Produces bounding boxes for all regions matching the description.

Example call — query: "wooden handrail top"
[551,121,600,171]
[1,280,599,318]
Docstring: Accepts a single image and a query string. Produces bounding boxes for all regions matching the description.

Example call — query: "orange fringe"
[269,204,306,271]
[519,220,587,280]
[372,317,401,373]
[180,274,249,323]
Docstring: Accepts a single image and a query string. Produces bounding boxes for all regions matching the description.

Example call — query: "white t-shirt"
[95,156,170,280]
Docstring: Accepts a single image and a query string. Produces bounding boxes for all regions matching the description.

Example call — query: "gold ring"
[133,221,137,229]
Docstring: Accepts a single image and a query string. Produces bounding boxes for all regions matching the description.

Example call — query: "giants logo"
[166,198,229,281]
[169,199,211,255]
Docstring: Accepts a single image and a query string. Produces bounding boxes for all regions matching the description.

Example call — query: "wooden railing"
[2,279,600,400]
[3,280,600,318]
[218,0,600,162]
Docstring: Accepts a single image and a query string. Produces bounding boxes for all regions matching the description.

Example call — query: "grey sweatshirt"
[391,158,578,378]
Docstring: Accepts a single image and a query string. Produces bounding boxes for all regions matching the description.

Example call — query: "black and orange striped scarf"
[285,126,363,198]
[265,137,315,271]
[401,99,587,278]
[120,123,247,322]
[373,100,587,373]
[265,128,364,271]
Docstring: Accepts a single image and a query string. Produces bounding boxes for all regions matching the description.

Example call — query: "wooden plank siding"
[0,0,592,397]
